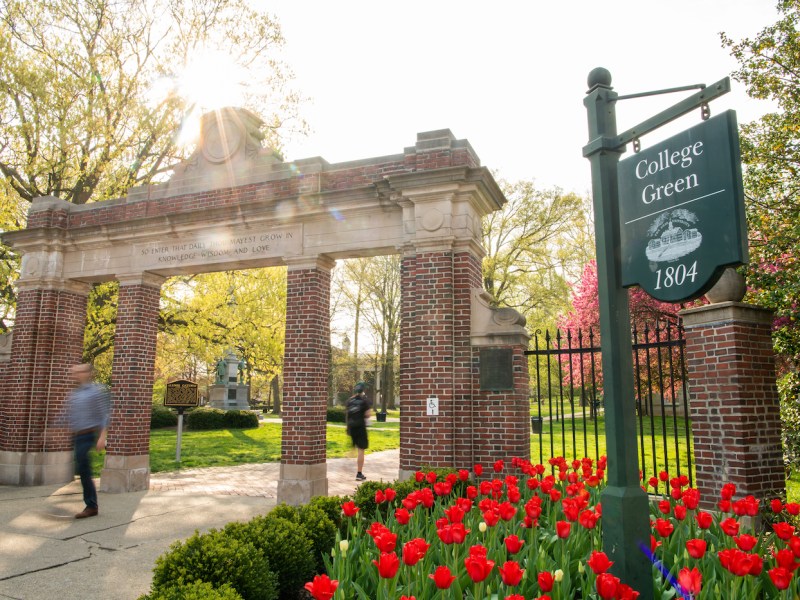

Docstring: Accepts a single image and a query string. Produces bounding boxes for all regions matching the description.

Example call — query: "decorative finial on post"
[587,67,612,90]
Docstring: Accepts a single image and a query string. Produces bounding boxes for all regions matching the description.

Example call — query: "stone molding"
[679,301,773,328]
[471,288,530,347]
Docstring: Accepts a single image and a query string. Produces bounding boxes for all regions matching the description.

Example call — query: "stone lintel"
[100,454,150,493]
[471,288,530,347]
[679,301,773,329]
[0,450,73,486]
[15,278,93,296]
[276,462,328,506]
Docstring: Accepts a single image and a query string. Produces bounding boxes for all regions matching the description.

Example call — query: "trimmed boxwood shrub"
[186,407,226,430]
[140,581,244,600]
[150,530,278,600]
[223,410,260,429]
[223,515,315,600]
[298,504,337,573]
[151,405,178,429]
[326,407,346,423]
[308,495,348,534]
[186,407,260,430]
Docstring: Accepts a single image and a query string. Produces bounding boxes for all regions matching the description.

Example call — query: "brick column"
[277,256,333,505]
[0,283,90,485]
[399,249,457,476]
[100,274,163,493]
[680,302,784,508]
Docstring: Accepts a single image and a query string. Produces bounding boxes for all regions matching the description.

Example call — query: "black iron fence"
[526,320,693,486]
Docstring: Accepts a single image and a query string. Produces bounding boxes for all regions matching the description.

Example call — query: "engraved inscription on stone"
[479,348,514,391]
[164,380,200,407]
[134,225,302,270]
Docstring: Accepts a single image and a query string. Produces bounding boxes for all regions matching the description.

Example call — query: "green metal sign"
[617,110,748,302]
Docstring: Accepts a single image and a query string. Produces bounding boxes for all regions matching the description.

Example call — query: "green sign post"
[618,111,747,301]
[583,68,742,598]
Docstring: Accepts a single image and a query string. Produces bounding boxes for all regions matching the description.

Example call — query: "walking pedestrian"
[66,363,111,519]
[346,382,371,481]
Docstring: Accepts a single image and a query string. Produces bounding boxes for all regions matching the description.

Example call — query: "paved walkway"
[0,450,399,600]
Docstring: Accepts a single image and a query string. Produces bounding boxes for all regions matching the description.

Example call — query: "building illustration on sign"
[645,209,702,263]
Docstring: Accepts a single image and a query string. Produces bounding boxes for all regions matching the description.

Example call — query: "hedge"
[186,407,259,430]
[151,405,178,429]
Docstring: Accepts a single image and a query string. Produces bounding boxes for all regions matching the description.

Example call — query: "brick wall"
[107,283,161,456]
[470,345,531,468]
[28,146,479,231]
[0,288,88,453]
[281,266,331,466]
[683,309,784,507]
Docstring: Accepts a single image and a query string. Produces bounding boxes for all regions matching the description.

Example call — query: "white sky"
[270,0,778,194]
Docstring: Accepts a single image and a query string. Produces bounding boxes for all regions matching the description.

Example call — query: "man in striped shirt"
[67,363,111,519]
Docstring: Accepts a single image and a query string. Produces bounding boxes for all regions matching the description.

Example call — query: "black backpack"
[347,395,365,425]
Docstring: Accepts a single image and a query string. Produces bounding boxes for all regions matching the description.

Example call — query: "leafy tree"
[156,269,287,404]
[0,0,302,338]
[722,0,800,371]
[482,180,593,329]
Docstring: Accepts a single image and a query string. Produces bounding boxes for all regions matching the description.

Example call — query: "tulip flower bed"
[305,457,800,599]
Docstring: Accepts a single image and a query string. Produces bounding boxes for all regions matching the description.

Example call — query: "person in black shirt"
[346,382,371,481]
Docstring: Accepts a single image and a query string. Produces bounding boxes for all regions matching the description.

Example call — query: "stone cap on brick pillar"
[0,332,11,363]
[679,301,773,329]
[116,272,167,289]
[284,254,335,273]
[471,288,530,347]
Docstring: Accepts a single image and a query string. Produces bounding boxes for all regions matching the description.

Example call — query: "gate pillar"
[681,301,785,508]
[0,282,91,485]
[100,274,164,493]
[277,256,333,505]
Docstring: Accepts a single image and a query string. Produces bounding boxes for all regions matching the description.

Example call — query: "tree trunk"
[271,375,281,414]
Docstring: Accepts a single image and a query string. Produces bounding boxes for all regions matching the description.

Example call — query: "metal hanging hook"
[701,102,710,121]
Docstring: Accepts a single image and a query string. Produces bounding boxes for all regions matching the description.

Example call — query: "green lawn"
[531,414,696,485]
[90,422,400,476]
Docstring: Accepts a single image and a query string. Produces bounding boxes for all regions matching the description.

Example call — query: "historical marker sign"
[479,348,514,391]
[164,380,200,408]
[617,110,748,302]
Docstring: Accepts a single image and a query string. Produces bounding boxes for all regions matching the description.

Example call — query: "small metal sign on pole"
[164,380,200,463]
[583,67,745,598]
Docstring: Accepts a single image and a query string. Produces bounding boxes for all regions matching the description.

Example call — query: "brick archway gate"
[0,109,530,503]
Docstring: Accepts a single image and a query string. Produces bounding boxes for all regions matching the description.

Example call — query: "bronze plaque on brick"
[479,348,514,391]
[164,380,200,407]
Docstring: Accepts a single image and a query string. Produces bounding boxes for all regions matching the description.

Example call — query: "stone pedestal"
[680,301,785,508]
[99,454,150,493]
[276,462,328,506]
[208,384,250,410]
[0,450,73,486]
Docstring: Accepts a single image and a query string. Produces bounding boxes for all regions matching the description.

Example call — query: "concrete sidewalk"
[0,450,399,600]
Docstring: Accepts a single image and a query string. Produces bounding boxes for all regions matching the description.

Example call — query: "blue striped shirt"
[67,383,111,433]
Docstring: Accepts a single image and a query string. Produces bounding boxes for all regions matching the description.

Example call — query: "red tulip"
[595,572,620,599]
[437,522,469,544]
[616,583,639,600]
[304,574,338,600]
[499,560,524,586]
[483,510,500,527]
[429,565,456,589]
[474,463,483,476]
[695,511,713,529]
[769,566,793,590]
[426,471,437,484]
[434,481,452,496]
[537,571,554,592]
[372,531,397,553]
[493,459,504,473]
[444,505,465,523]
[734,534,757,551]
[681,488,700,510]
[505,596,526,600]
[556,520,571,539]
[774,522,796,541]
[400,597,416,600]
[499,501,517,521]
[372,552,400,579]
[414,471,425,483]
[788,502,800,516]
[789,536,800,558]
[673,505,687,521]
[587,550,613,574]
[771,498,784,513]
[685,538,707,559]
[654,518,673,538]
[719,517,739,537]
[504,534,525,554]
[773,548,799,572]
[402,538,430,566]
[341,501,359,517]
[579,509,599,529]
[385,487,397,502]
[464,553,494,583]
[677,567,701,595]
[657,499,671,515]
[720,482,736,500]
[375,489,386,504]
[395,507,411,525]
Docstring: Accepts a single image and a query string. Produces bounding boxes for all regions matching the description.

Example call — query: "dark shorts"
[348,424,368,450]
